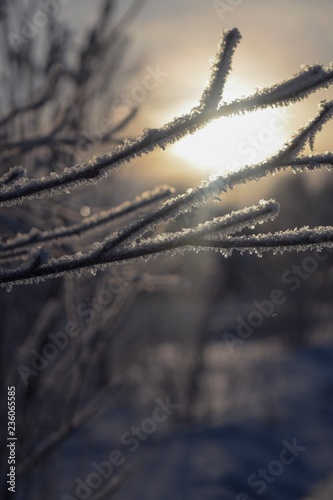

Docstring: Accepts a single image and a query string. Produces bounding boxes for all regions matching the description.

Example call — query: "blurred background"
[1,0,333,499]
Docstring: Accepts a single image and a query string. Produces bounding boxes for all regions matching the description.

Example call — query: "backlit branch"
[1,29,333,207]
[1,28,333,288]
[0,185,173,260]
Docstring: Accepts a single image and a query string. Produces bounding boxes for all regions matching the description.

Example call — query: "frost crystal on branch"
[0,185,173,260]
[1,27,333,287]
[200,28,242,110]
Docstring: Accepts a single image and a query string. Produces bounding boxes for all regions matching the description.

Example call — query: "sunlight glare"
[171,78,291,174]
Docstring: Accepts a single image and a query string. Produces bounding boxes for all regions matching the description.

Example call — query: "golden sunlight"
[171,78,292,175]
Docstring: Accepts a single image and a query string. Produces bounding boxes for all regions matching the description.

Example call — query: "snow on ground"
[33,332,333,500]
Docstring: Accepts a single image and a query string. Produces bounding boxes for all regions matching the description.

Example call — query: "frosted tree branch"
[0,29,333,207]
[199,29,242,110]
[0,185,173,260]
[110,200,280,258]
[0,201,277,285]
[190,227,333,254]
[1,27,333,288]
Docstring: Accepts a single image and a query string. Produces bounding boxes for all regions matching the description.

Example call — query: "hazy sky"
[64,0,333,117]
[134,0,333,112]
[67,0,333,91]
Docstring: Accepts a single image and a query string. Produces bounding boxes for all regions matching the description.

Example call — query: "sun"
[171,78,291,175]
